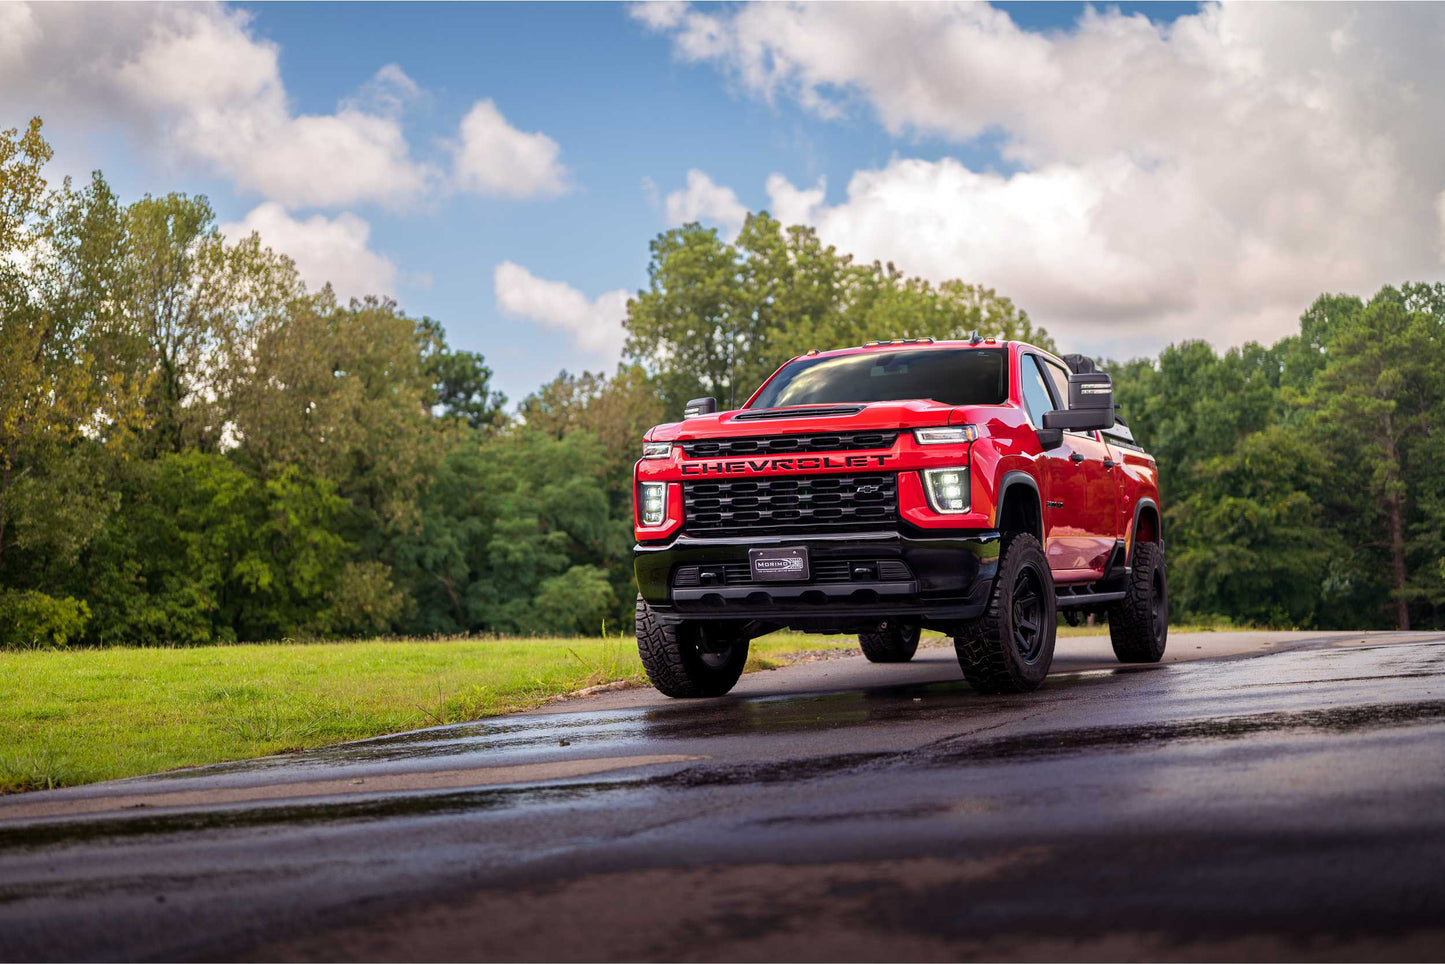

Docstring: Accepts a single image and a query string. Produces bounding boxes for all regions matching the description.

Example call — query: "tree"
[229,295,450,541]
[429,345,507,431]
[394,429,619,635]
[625,212,1054,413]
[0,120,141,583]
[1305,293,1444,629]
[122,192,305,454]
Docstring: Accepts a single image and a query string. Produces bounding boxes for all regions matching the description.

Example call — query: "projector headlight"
[639,482,668,526]
[922,467,970,514]
[641,441,672,460]
[913,426,978,445]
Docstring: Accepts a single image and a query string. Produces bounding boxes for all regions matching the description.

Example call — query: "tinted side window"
[1041,360,1071,409]
[1019,356,1057,426]
[1103,419,1140,449]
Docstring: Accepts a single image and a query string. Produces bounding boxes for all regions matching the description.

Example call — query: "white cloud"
[640,2,1445,356]
[221,202,397,301]
[664,169,748,237]
[0,4,433,209]
[493,262,629,356]
[453,100,569,198]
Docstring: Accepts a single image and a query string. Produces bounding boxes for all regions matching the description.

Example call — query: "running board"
[1055,590,1126,608]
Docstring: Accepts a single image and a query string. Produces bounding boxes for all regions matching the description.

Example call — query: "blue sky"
[4,2,1440,403]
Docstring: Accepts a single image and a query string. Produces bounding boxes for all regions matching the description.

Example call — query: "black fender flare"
[994,470,1042,539]
[1130,497,1163,560]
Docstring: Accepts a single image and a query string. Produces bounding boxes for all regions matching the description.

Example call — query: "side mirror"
[684,396,717,418]
[1042,372,1114,431]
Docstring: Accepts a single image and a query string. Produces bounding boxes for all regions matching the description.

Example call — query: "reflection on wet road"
[2,633,1444,961]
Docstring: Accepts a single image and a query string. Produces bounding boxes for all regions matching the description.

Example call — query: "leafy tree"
[229,295,451,541]
[78,453,358,644]
[1303,293,1443,629]
[0,120,141,582]
[1169,426,1346,627]
[421,318,507,431]
[394,430,619,636]
[122,193,303,454]
[624,212,1050,413]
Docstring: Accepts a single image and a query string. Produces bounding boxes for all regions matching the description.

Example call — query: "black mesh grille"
[682,473,898,536]
[673,559,912,587]
[679,432,899,459]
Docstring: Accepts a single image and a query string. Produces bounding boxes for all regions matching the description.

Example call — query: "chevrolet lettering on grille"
[680,454,892,476]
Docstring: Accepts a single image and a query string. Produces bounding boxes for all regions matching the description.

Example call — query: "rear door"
[1032,355,1118,577]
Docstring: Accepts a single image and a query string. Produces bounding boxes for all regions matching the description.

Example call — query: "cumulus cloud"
[453,100,569,198]
[639,2,1445,355]
[493,262,629,355]
[221,202,397,301]
[664,169,748,237]
[0,3,436,210]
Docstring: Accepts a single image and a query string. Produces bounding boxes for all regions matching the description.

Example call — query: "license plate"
[749,547,810,582]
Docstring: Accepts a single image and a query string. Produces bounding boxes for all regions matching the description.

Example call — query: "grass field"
[0,623,1142,794]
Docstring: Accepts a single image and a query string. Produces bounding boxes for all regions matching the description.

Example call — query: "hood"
[646,399,974,442]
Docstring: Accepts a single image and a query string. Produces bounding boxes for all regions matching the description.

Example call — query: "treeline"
[5,118,1441,646]
[1111,285,1445,631]
[1,118,1040,647]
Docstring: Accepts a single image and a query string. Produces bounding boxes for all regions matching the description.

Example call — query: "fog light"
[922,467,970,513]
[639,482,668,526]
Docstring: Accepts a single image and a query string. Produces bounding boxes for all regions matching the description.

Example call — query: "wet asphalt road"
[2,631,1444,962]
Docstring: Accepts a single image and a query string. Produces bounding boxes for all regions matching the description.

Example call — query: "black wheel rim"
[1150,567,1167,642]
[1011,565,1046,663]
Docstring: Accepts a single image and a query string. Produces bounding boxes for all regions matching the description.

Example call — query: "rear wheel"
[858,619,921,663]
[953,532,1056,693]
[1108,541,1168,663]
[635,596,749,698]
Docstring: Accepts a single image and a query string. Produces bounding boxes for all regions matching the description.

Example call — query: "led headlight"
[641,441,672,460]
[639,482,668,526]
[922,467,970,513]
[913,426,979,445]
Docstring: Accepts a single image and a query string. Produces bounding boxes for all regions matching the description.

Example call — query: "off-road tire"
[635,596,749,698]
[858,620,921,663]
[1108,541,1168,663]
[953,533,1057,694]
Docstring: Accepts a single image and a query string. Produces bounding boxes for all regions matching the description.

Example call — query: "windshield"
[748,348,1008,409]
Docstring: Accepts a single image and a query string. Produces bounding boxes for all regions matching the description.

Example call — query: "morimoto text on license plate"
[749,547,810,582]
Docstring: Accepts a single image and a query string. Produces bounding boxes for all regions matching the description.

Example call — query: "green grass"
[0,620,1237,795]
[0,630,897,794]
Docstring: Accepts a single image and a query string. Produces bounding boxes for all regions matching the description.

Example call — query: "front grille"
[682,473,898,536]
[679,432,899,459]
[674,559,912,587]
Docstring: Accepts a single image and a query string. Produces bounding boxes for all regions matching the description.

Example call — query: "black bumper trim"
[635,528,1000,627]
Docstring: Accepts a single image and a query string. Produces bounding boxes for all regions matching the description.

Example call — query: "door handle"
[1103,458,1117,469]
[1069,452,1085,463]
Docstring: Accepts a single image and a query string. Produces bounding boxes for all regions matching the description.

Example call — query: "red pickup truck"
[633,337,1166,698]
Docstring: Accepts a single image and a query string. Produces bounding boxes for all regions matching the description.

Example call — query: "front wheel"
[953,532,1057,693]
[635,596,749,698]
[1108,541,1168,663]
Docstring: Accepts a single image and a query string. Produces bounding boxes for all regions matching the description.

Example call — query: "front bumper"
[634,528,1000,631]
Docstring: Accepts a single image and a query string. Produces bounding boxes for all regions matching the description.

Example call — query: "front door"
[1022,354,1117,579]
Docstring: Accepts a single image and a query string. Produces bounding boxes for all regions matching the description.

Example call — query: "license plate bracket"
[749,547,810,582]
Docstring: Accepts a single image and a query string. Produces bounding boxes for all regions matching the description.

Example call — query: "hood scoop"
[732,405,864,421]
